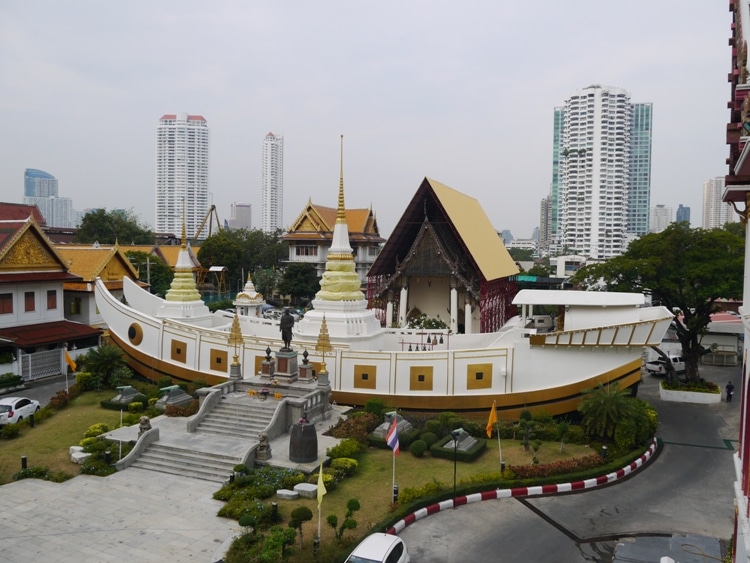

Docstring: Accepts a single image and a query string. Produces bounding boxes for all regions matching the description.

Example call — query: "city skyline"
[0,1,731,239]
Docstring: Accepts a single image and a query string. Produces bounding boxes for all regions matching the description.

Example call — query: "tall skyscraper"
[676,204,691,224]
[550,85,653,259]
[702,177,734,229]
[628,103,653,236]
[649,204,672,233]
[227,202,252,230]
[155,113,209,239]
[261,132,284,233]
[24,168,58,197]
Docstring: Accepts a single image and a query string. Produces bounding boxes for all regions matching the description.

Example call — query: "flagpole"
[392,445,396,503]
[494,401,503,471]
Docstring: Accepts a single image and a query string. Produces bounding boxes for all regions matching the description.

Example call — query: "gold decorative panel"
[171,340,186,363]
[410,366,433,391]
[210,349,228,372]
[1,230,58,269]
[254,355,265,376]
[354,364,377,389]
[467,363,492,390]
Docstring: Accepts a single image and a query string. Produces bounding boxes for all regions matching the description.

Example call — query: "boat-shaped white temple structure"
[95,149,673,418]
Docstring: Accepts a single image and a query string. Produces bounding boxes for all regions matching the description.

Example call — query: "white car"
[0,396,41,425]
[345,533,410,563]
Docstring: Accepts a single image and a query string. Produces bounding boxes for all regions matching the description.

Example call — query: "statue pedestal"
[229,362,242,380]
[261,359,276,379]
[299,363,314,381]
[273,349,298,383]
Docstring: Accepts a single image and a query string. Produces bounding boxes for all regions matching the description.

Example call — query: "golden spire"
[228,312,243,365]
[315,314,333,373]
[336,134,346,224]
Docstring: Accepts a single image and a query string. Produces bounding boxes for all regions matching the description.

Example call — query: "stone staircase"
[129,393,281,483]
[130,443,239,483]
[195,394,279,438]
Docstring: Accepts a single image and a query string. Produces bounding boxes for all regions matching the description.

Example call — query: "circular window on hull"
[128,323,143,345]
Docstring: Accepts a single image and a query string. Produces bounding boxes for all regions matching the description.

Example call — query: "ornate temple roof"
[368,177,518,282]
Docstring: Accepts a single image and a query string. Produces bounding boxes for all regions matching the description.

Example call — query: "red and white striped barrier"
[387,437,658,535]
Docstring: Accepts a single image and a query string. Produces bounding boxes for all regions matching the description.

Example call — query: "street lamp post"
[450,430,459,508]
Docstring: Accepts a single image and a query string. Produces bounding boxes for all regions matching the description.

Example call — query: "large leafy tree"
[278,263,319,305]
[197,229,288,295]
[76,209,153,245]
[124,251,174,297]
[571,223,744,382]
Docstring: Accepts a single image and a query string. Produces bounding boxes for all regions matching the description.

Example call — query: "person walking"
[726,381,735,402]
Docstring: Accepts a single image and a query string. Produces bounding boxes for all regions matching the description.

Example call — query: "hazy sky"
[0,1,730,239]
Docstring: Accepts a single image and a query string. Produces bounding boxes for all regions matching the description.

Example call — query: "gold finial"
[228,312,243,365]
[336,135,346,224]
[315,314,333,373]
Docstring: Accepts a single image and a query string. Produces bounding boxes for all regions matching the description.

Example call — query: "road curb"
[387,437,659,535]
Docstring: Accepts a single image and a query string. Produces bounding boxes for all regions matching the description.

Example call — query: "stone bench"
[293,483,318,499]
[276,489,299,500]
[71,451,91,464]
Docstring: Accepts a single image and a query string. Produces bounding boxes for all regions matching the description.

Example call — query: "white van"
[345,533,410,563]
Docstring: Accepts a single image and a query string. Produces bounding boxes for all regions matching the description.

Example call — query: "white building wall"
[702,177,735,229]
[0,282,65,329]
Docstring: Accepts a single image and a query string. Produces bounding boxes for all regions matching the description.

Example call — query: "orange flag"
[486,403,497,438]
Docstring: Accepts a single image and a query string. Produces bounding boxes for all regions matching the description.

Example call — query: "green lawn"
[0,391,125,484]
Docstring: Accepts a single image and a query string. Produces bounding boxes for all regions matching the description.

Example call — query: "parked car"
[0,396,40,425]
[345,533,410,563]
[645,354,686,376]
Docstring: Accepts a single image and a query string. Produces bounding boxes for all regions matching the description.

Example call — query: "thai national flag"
[386,417,399,456]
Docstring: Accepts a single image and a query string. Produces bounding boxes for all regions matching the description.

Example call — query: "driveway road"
[400,365,740,562]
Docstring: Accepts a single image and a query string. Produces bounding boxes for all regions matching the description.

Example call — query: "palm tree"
[577,382,638,441]
[83,345,125,389]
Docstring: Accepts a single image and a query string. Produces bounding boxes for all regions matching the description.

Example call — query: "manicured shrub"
[148,398,158,407]
[508,453,605,479]
[165,400,199,417]
[157,376,173,389]
[307,470,337,492]
[399,479,446,505]
[364,398,385,420]
[234,464,249,474]
[75,371,96,391]
[79,437,98,448]
[84,423,110,438]
[409,440,427,457]
[327,438,364,460]
[420,432,438,447]
[48,389,70,410]
[327,413,380,443]
[1,422,20,439]
[127,402,144,413]
[423,418,443,436]
[13,466,71,482]
[331,457,358,477]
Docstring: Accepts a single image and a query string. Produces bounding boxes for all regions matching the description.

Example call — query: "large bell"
[289,422,318,463]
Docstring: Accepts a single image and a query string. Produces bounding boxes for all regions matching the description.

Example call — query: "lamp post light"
[450,430,460,508]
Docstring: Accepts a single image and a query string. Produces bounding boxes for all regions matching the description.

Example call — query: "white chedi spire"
[295,136,382,341]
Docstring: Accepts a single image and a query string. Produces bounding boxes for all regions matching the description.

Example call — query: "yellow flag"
[317,462,327,508]
[486,403,497,438]
[65,350,77,372]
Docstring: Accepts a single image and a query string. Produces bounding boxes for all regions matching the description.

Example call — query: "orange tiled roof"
[54,245,139,283]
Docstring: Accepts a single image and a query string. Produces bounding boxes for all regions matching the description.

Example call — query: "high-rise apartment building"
[261,132,284,233]
[702,177,734,229]
[649,204,672,233]
[549,85,653,259]
[24,168,58,197]
[675,204,691,224]
[155,113,209,239]
[227,202,252,230]
[628,103,654,236]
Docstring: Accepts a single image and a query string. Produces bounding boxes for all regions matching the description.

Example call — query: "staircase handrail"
[114,427,160,470]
